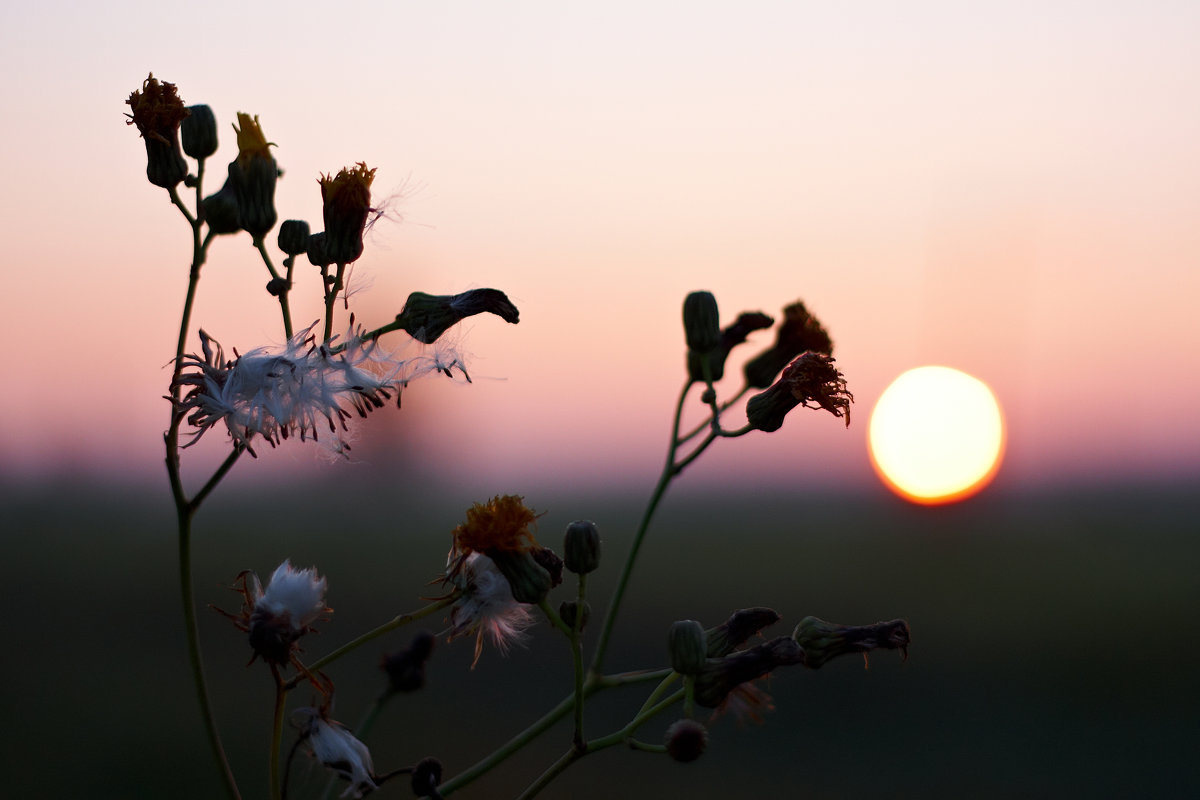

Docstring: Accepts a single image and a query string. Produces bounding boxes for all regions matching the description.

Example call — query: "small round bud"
[181,104,218,159]
[668,619,708,676]
[277,220,311,256]
[563,520,601,574]
[265,277,289,297]
[306,232,333,267]
[665,719,708,763]
[410,756,443,797]
[559,600,591,631]
[682,291,721,353]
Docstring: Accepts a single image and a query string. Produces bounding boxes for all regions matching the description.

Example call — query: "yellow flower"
[232,112,275,169]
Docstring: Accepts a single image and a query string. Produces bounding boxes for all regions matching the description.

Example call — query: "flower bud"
[306,232,333,267]
[394,289,521,345]
[686,310,774,384]
[563,520,601,574]
[277,219,310,256]
[181,104,218,159]
[532,546,564,589]
[488,549,552,605]
[695,636,805,708]
[411,756,443,797]
[668,619,708,676]
[682,291,721,355]
[559,600,591,631]
[125,74,189,188]
[201,168,242,234]
[792,616,911,670]
[266,277,289,297]
[381,630,436,693]
[665,719,708,763]
[705,607,781,657]
[229,113,277,239]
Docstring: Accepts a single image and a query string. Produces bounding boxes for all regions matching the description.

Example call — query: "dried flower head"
[792,616,912,669]
[293,708,377,799]
[451,495,541,556]
[175,321,466,456]
[218,560,330,666]
[745,352,853,432]
[445,552,534,668]
[319,162,377,264]
[744,301,834,389]
[125,73,189,188]
[694,636,805,709]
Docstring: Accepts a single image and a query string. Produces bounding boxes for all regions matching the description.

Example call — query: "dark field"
[3,478,1197,799]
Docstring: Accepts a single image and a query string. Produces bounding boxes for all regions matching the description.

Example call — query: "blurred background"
[1,2,1197,797]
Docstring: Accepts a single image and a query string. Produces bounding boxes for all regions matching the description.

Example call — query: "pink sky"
[1,2,1197,497]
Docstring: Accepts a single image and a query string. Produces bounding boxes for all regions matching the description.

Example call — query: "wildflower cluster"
[133,72,910,800]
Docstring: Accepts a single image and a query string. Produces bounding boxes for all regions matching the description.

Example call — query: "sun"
[868,366,1005,505]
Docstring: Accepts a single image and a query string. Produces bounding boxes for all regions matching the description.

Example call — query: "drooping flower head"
[293,708,376,799]
[319,162,377,264]
[218,560,330,666]
[174,321,468,457]
[125,73,189,188]
[745,352,853,432]
[444,552,534,668]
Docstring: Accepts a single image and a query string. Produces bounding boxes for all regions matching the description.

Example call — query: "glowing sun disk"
[868,366,1005,505]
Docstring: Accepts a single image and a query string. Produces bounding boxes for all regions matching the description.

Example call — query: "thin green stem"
[270,667,287,800]
[323,263,346,342]
[255,237,293,338]
[515,688,686,800]
[434,691,576,798]
[430,667,672,798]
[177,504,242,799]
[571,573,588,749]
[590,381,692,673]
[166,181,241,800]
[514,748,580,800]
[634,673,680,719]
[286,595,457,689]
[189,445,244,512]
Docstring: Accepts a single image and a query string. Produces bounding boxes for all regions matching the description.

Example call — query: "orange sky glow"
[1,2,1197,498]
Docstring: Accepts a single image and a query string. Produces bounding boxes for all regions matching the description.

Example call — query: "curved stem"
[286,595,458,690]
[590,381,692,673]
[323,263,346,342]
[166,184,241,800]
[177,504,243,799]
[270,666,287,800]
[515,687,686,800]
[255,237,293,339]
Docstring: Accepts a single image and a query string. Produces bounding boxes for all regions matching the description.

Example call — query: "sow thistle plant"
[130,72,911,800]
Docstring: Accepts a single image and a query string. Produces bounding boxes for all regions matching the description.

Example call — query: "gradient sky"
[1,1,1197,497]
